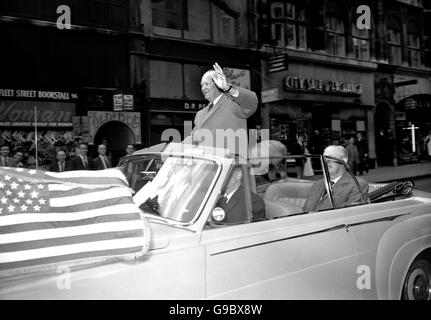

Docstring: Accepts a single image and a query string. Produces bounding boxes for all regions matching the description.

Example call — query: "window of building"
[211,2,238,46]
[407,21,421,67]
[387,16,402,65]
[269,1,308,49]
[151,0,237,45]
[149,60,207,100]
[326,15,345,56]
[351,22,369,60]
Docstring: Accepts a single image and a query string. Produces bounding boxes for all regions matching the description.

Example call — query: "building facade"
[129,0,262,146]
[0,0,143,165]
[254,0,431,166]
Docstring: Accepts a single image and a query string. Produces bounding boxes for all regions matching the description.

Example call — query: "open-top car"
[1,142,431,300]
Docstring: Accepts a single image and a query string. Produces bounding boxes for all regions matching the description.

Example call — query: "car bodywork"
[1,143,431,300]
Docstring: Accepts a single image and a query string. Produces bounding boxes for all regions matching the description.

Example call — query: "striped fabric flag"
[0,167,151,277]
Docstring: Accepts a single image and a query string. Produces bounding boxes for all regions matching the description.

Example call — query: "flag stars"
[12,198,19,204]
[33,205,41,211]
[24,184,31,190]
[38,198,46,205]
[20,204,28,212]
[25,199,33,205]
[17,191,25,198]
[29,170,36,175]
[4,175,11,181]
[7,205,15,212]
[37,184,44,190]
[15,168,24,172]
[10,181,19,190]
[30,190,39,199]
[0,181,5,188]
[6,190,12,196]
[1,197,7,205]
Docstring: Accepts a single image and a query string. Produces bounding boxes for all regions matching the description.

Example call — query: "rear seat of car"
[263,182,313,218]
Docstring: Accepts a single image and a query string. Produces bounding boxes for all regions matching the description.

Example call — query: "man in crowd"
[290,134,306,178]
[125,144,136,156]
[0,144,17,167]
[356,132,368,175]
[346,136,360,175]
[13,151,25,168]
[68,143,92,170]
[303,145,369,212]
[189,62,258,156]
[49,150,69,172]
[93,144,111,170]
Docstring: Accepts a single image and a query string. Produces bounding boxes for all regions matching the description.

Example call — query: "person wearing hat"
[302,145,369,212]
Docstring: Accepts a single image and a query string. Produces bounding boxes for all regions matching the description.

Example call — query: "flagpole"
[34,106,38,169]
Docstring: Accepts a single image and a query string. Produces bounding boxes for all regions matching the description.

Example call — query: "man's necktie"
[321,181,335,199]
[83,156,88,168]
[59,162,64,172]
[208,103,214,111]
[4,157,8,167]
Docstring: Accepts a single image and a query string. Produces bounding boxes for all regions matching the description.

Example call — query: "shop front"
[260,61,376,161]
[393,75,431,163]
[0,88,78,166]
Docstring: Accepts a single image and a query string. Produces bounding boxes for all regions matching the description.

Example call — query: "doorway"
[94,121,135,166]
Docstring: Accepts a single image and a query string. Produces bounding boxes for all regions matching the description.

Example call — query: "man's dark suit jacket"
[48,161,69,172]
[93,155,112,170]
[217,185,265,224]
[68,156,93,170]
[302,172,369,212]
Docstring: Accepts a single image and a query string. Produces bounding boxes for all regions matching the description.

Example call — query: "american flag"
[0,167,150,276]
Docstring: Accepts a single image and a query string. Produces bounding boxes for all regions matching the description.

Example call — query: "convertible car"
[1,143,431,300]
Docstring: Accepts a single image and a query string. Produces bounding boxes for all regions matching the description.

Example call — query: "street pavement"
[360,161,431,184]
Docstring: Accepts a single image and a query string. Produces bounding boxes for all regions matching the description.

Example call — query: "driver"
[215,167,265,223]
[302,145,369,212]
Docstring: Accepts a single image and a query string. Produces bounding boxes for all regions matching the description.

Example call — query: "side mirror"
[211,207,226,223]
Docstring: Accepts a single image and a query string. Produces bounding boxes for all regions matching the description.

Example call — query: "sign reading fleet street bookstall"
[284,77,363,95]
[0,89,78,100]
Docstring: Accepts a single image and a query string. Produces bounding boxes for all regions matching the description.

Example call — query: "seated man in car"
[216,167,265,223]
[302,145,369,212]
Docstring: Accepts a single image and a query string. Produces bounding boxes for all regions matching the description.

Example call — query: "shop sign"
[113,94,123,111]
[261,88,279,103]
[0,100,75,127]
[284,77,363,95]
[223,68,251,90]
[268,53,288,73]
[0,88,78,101]
[184,102,207,110]
[87,111,141,144]
[124,94,134,110]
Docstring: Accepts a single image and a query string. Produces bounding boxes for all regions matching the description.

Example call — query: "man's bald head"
[201,70,222,103]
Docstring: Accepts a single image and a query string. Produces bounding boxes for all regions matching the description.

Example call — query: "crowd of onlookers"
[0,142,137,172]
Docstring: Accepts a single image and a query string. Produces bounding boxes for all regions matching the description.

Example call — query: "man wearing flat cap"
[303,145,369,212]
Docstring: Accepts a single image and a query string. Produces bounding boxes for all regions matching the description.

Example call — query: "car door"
[201,165,361,299]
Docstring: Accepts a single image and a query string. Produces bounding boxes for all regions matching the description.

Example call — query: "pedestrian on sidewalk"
[346,136,360,175]
[356,132,368,175]
[425,131,431,160]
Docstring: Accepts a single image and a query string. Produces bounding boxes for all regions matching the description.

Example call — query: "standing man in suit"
[216,167,265,224]
[302,145,369,213]
[93,144,111,170]
[48,150,68,172]
[290,134,306,178]
[68,143,92,170]
[189,62,258,156]
[0,144,18,167]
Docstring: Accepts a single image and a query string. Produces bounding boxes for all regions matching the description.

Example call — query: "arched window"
[326,15,345,56]
[407,20,421,67]
[351,21,369,60]
[387,15,402,65]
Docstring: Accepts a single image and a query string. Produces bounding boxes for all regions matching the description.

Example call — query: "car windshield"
[129,155,219,223]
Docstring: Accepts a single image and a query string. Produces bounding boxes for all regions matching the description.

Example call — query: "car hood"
[148,220,196,250]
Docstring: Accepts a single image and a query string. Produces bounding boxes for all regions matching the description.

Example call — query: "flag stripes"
[0,167,151,276]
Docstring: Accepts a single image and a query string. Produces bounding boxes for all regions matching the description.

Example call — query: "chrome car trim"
[210,224,348,256]
[345,213,411,228]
